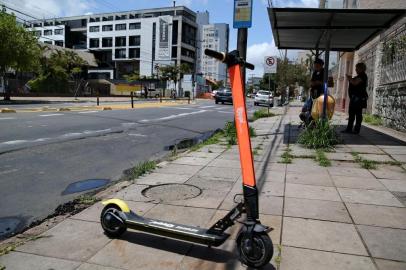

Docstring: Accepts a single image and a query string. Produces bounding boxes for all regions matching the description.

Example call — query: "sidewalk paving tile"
[260,181,285,197]
[259,170,286,183]
[289,158,319,166]
[282,217,368,255]
[208,158,241,169]
[287,163,328,174]
[330,160,362,168]
[172,156,213,166]
[370,166,406,180]
[346,203,406,229]
[358,154,395,162]
[391,154,406,163]
[77,263,123,270]
[263,162,287,173]
[16,219,111,261]
[71,201,156,223]
[88,233,191,270]
[185,152,221,159]
[258,195,284,215]
[0,252,80,270]
[375,259,406,270]
[114,184,153,203]
[279,246,375,270]
[196,145,227,153]
[186,176,234,191]
[338,188,404,207]
[286,172,334,187]
[331,175,386,190]
[357,225,406,261]
[328,167,374,178]
[195,166,241,181]
[380,147,406,155]
[143,204,215,227]
[169,189,226,209]
[378,179,406,192]
[284,197,351,223]
[325,152,355,161]
[135,173,191,185]
[285,183,342,202]
[348,146,385,154]
[154,164,203,176]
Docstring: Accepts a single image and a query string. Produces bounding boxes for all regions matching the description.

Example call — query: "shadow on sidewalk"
[284,124,406,146]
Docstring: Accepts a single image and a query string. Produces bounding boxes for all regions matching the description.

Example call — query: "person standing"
[310,59,325,99]
[343,63,368,134]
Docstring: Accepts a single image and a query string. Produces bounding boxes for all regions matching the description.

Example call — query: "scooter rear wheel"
[237,231,273,268]
[100,205,127,238]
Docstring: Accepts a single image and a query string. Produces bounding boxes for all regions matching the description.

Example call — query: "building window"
[129,36,141,46]
[44,41,52,44]
[89,17,100,22]
[115,36,126,47]
[115,23,126,31]
[33,30,42,37]
[89,26,100,32]
[89,38,100,48]
[172,46,177,58]
[116,15,127,20]
[54,29,63,35]
[102,16,113,22]
[44,30,52,36]
[129,22,141,30]
[55,40,64,47]
[129,48,140,58]
[115,49,126,59]
[102,25,113,32]
[102,37,113,47]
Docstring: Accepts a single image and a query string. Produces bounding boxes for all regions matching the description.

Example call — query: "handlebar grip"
[245,62,255,70]
[204,49,226,62]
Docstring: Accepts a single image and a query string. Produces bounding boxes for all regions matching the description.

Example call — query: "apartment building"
[26,6,198,80]
[196,12,229,83]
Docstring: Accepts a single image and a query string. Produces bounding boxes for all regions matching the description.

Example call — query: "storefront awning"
[267,8,405,51]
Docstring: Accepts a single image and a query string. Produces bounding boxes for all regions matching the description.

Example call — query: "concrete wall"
[375,82,406,132]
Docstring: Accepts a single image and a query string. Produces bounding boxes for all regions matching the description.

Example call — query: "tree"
[159,63,191,94]
[0,11,41,100]
[124,73,154,98]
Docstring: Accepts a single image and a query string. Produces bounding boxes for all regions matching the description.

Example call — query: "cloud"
[246,42,279,77]
[272,0,319,8]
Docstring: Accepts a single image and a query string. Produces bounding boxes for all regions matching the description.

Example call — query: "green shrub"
[315,149,331,167]
[252,109,276,121]
[224,121,255,145]
[364,114,383,126]
[298,120,340,149]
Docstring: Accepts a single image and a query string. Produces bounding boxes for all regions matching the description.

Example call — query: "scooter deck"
[124,211,230,247]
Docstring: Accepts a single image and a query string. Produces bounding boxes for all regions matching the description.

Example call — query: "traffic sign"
[233,0,253,29]
[264,56,277,74]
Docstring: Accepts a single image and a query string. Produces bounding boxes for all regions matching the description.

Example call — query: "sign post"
[264,56,277,110]
[234,0,253,94]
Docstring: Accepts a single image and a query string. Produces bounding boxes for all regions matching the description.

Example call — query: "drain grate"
[61,179,110,195]
[142,184,201,202]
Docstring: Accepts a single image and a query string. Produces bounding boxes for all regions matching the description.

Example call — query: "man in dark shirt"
[343,63,368,134]
[310,59,325,99]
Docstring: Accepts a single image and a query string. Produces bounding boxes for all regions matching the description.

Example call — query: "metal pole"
[268,74,271,115]
[323,31,331,119]
[237,28,248,93]
[131,91,134,108]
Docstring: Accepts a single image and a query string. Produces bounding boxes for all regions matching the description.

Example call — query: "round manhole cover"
[142,184,202,202]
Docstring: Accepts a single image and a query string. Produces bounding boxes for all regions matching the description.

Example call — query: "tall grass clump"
[298,120,340,149]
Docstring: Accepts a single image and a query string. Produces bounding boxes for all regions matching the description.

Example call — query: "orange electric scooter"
[100,49,273,268]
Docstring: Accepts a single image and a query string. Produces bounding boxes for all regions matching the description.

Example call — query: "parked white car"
[254,90,273,107]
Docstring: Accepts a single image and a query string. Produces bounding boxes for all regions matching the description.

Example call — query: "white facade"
[31,25,66,47]
[86,16,173,77]
[199,23,229,82]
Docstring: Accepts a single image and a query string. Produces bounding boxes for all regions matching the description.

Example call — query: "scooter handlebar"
[204,49,226,62]
[204,49,255,70]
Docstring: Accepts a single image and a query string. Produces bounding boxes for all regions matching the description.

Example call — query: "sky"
[3,0,320,76]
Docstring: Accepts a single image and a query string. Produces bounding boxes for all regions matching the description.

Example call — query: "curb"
[0,108,16,113]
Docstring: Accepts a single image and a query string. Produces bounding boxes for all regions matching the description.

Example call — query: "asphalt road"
[0,99,256,238]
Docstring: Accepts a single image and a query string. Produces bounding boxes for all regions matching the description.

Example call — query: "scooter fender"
[101,199,131,213]
[238,222,272,236]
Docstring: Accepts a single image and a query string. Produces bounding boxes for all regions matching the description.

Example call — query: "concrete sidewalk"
[1,105,405,270]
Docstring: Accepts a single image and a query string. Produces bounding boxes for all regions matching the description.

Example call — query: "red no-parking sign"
[264,56,277,74]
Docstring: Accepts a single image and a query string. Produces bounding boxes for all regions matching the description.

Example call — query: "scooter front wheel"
[100,205,127,238]
[237,231,273,268]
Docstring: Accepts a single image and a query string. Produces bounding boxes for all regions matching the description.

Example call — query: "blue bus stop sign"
[233,0,253,29]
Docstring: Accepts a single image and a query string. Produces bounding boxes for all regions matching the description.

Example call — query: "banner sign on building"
[158,18,170,59]
[233,0,253,29]
[264,56,277,74]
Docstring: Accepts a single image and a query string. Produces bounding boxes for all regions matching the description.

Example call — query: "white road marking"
[39,114,64,117]
[155,110,207,121]
[128,133,147,137]
[140,119,149,123]
[199,105,216,109]
[1,140,28,145]
[0,169,18,175]
[0,117,15,120]
[62,133,83,137]
[83,129,112,134]
[122,122,136,127]
[217,111,234,114]
[78,111,98,114]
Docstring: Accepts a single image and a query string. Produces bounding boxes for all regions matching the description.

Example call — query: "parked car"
[254,90,273,107]
[211,90,218,98]
[215,88,233,104]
